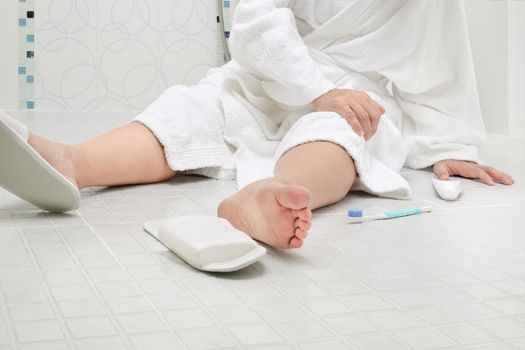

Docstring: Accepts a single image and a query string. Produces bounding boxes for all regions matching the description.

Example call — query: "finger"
[483,167,513,185]
[476,169,496,186]
[461,167,495,186]
[359,91,385,115]
[348,102,372,140]
[369,98,385,115]
[362,100,382,136]
[433,162,450,180]
[367,96,385,114]
[340,107,364,137]
[446,162,496,185]
[481,166,514,185]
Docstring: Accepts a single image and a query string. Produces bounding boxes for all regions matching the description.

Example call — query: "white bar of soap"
[432,178,462,201]
[144,215,266,272]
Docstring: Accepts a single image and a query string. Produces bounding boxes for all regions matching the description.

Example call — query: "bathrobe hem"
[406,146,480,170]
[132,119,233,174]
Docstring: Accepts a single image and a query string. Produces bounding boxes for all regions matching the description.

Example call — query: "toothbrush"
[347,206,432,223]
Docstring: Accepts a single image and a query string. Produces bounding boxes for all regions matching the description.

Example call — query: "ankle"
[27,132,35,146]
[28,133,46,151]
[217,194,251,233]
[217,196,237,222]
[65,144,82,189]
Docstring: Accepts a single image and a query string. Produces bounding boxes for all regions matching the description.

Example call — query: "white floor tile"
[1,114,525,349]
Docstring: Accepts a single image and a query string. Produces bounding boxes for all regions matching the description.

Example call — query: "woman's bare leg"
[274,141,357,209]
[218,141,356,249]
[29,122,175,190]
[30,120,353,249]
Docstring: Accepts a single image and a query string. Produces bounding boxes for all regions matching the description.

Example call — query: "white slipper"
[0,111,29,141]
[144,215,267,272]
[0,112,80,212]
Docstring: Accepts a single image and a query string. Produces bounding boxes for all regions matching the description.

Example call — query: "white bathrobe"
[134,0,486,200]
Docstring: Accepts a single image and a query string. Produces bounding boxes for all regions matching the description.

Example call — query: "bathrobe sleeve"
[229,0,335,104]
[390,1,486,169]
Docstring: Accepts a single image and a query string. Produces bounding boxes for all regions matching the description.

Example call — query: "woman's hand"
[433,160,514,186]
[313,89,385,140]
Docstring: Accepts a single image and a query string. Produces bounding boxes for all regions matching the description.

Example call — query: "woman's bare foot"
[28,134,79,189]
[217,178,312,249]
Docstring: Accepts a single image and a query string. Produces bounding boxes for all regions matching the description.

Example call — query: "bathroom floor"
[1,112,525,350]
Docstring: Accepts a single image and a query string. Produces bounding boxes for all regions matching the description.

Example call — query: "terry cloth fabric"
[133,0,485,200]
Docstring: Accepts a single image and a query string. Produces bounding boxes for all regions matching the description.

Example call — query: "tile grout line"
[118,185,248,349]
[78,188,198,349]
[7,220,73,349]
[49,212,138,349]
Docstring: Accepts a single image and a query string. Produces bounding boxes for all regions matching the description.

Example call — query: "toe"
[294,227,307,240]
[288,235,303,248]
[294,217,309,232]
[276,185,312,210]
[293,208,312,221]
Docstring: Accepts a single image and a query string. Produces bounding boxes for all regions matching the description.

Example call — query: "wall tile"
[35,0,99,110]
[97,0,159,111]
[28,0,221,112]
[158,0,217,90]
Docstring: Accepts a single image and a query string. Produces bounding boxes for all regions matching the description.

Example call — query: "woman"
[0,0,513,249]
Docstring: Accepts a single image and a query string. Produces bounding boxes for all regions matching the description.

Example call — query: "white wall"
[508,1,525,136]
[465,0,525,137]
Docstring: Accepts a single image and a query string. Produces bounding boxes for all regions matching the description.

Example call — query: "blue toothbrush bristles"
[348,209,363,217]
